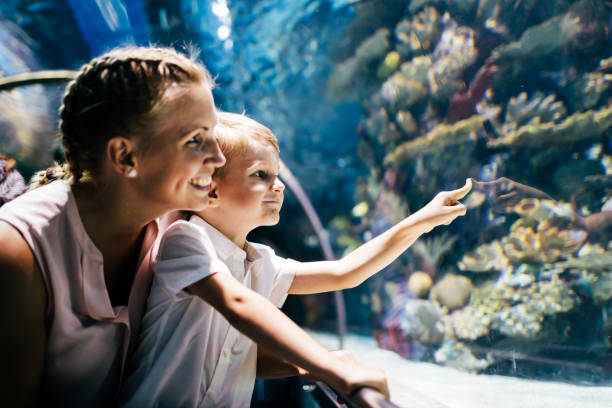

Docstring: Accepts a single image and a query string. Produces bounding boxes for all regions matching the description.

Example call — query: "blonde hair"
[213,111,279,179]
[34,45,213,187]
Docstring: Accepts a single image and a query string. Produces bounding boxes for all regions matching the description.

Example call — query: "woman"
[0,46,225,407]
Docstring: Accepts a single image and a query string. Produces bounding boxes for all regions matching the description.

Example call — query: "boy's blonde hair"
[214,112,279,179]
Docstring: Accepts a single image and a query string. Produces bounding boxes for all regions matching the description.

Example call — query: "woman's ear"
[107,137,137,177]
[207,185,220,208]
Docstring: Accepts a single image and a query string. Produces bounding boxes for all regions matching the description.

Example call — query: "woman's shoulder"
[0,180,71,225]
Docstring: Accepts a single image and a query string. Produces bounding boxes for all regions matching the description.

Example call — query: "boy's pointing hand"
[413,178,472,233]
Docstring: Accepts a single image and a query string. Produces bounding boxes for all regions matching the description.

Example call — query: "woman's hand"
[411,178,472,233]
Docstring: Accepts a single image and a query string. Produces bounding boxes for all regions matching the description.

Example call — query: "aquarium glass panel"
[2,1,612,406]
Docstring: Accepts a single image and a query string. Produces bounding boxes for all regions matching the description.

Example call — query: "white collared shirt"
[121,215,299,408]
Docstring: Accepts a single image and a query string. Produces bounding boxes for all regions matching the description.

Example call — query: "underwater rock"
[382,71,428,114]
[408,271,433,298]
[396,110,418,135]
[377,122,403,146]
[384,115,484,165]
[364,107,390,139]
[400,299,445,344]
[399,56,432,85]
[458,240,510,272]
[490,13,581,62]
[488,104,612,149]
[434,339,494,373]
[431,274,473,310]
[428,14,477,101]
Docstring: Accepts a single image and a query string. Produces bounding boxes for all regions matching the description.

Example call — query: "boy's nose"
[272,177,285,192]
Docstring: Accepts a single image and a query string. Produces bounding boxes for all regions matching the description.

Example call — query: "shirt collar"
[188,215,262,264]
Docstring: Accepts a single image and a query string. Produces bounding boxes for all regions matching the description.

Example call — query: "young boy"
[121,112,471,407]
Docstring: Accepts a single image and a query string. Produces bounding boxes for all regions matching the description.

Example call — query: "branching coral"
[458,240,509,272]
[488,104,612,148]
[502,221,587,264]
[384,115,484,165]
[502,92,567,133]
[490,13,581,62]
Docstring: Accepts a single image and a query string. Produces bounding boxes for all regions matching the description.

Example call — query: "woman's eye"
[186,133,204,147]
[187,136,201,145]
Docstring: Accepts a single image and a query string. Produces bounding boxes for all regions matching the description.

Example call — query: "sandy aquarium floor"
[308,331,612,408]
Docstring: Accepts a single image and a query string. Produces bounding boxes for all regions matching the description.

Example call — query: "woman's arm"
[188,272,388,397]
[0,222,47,406]
[289,179,472,294]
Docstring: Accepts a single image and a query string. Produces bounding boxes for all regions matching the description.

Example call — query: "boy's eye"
[253,170,268,179]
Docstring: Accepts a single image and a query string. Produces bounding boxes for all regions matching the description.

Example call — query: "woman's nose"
[203,139,226,168]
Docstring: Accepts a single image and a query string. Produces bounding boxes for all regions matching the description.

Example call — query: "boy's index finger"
[448,178,473,202]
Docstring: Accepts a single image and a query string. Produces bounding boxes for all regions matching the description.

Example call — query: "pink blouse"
[0,181,170,407]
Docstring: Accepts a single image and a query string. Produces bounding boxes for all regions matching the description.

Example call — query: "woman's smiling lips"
[189,175,212,191]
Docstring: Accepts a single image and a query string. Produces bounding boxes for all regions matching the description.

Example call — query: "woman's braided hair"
[33,46,213,187]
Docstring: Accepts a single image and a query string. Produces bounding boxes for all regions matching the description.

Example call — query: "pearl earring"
[127,168,137,178]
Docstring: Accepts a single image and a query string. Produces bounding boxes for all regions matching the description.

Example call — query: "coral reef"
[325,0,612,380]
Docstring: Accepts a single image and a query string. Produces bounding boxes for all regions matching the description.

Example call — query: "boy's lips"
[263,199,282,206]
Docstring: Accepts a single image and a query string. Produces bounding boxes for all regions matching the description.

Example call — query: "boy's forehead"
[223,137,274,162]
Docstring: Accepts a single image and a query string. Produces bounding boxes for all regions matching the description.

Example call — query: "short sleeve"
[252,243,300,308]
[153,221,230,295]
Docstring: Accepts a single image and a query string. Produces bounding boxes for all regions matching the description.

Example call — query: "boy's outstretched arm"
[289,179,472,294]
[189,272,389,397]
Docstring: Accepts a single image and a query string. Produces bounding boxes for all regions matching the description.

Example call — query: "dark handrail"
[0,70,77,91]
[310,381,401,408]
